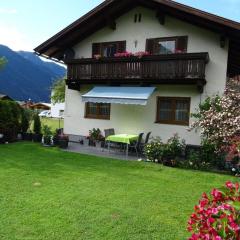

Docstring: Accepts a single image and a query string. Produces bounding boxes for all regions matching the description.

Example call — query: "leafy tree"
[0,57,7,69]
[33,113,41,134]
[51,77,66,103]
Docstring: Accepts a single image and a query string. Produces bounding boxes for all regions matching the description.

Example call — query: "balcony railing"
[66,52,209,86]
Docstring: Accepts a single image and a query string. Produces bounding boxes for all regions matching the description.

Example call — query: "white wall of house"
[51,102,65,118]
[64,6,229,145]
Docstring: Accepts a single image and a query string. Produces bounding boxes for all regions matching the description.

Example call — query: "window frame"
[146,36,188,55]
[92,41,126,57]
[155,97,191,126]
[85,102,111,120]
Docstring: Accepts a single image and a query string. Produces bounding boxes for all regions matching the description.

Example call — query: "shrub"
[190,79,240,154]
[144,134,185,164]
[89,128,104,141]
[33,114,41,134]
[20,108,34,133]
[42,125,52,145]
[0,100,21,141]
[187,181,240,240]
[163,133,186,158]
[183,150,211,170]
[144,137,164,162]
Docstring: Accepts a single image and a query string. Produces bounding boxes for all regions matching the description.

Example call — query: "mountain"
[0,45,66,102]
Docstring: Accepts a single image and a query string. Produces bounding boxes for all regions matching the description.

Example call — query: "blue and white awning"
[82,87,155,105]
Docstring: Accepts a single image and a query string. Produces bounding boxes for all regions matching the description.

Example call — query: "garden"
[0,142,238,240]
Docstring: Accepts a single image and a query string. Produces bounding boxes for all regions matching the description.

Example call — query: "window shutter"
[92,43,101,57]
[146,39,155,54]
[117,41,126,53]
[176,36,188,53]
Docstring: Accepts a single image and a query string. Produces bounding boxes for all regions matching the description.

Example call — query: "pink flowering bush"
[191,79,240,146]
[187,181,240,240]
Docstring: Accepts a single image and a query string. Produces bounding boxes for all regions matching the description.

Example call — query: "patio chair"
[129,132,144,157]
[140,131,151,152]
[104,128,115,149]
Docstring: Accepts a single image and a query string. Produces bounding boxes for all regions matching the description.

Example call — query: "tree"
[51,77,66,103]
[33,113,41,134]
[0,57,7,69]
[190,79,240,160]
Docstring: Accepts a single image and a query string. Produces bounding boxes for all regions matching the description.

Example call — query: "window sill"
[154,121,189,126]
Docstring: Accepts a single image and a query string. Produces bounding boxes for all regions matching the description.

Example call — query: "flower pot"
[43,135,52,146]
[59,139,69,149]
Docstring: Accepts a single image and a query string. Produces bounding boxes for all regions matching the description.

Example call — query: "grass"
[0,142,237,240]
[31,117,64,132]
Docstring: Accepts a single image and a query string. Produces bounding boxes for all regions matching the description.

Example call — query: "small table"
[106,134,138,158]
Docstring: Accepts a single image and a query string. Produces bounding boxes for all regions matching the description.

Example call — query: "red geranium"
[187,181,240,240]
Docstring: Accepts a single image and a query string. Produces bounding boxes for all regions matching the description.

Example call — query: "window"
[156,97,190,125]
[146,36,188,55]
[92,41,126,57]
[85,103,111,120]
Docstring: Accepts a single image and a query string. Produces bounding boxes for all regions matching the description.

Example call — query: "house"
[0,93,13,101]
[29,102,51,111]
[35,0,240,145]
[51,102,65,118]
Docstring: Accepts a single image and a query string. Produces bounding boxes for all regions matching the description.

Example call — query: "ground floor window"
[85,103,110,120]
[156,97,190,125]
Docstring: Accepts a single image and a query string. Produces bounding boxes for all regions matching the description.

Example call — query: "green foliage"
[144,137,165,162]
[182,150,211,170]
[0,100,21,141]
[89,128,104,141]
[21,110,29,133]
[42,125,52,145]
[33,114,41,134]
[144,134,185,163]
[51,77,66,103]
[0,56,7,69]
[42,125,52,136]
[163,134,186,158]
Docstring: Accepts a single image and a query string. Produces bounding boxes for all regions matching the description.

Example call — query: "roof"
[34,0,240,77]
[0,93,13,101]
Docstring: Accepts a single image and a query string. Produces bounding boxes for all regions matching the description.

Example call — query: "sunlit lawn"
[0,142,236,240]
[31,117,64,132]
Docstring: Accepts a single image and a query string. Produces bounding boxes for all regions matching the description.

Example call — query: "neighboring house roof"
[34,0,240,77]
[30,103,51,110]
[0,93,13,101]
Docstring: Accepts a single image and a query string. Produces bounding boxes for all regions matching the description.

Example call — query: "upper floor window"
[85,102,111,120]
[92,41,126,57]
[146,36,188,55]
[156,97,190,126]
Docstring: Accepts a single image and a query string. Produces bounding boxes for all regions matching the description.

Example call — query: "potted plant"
[42,125,53,146]
[89,128,104,147]
[32,114,42,142]
[58,134,69,149]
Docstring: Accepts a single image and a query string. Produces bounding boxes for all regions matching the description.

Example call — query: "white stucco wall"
[64,6,229,145]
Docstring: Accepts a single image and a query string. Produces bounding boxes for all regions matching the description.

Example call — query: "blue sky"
[0,0,240,51]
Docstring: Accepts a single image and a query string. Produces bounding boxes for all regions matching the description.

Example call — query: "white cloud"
[0,8,17,14]
[0,24,34,51]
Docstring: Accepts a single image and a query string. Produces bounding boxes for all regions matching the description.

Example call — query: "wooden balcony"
[66,53,209,92]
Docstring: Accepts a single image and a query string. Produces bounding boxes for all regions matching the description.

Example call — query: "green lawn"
[32,117,64,132]
[0,143,236,240]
